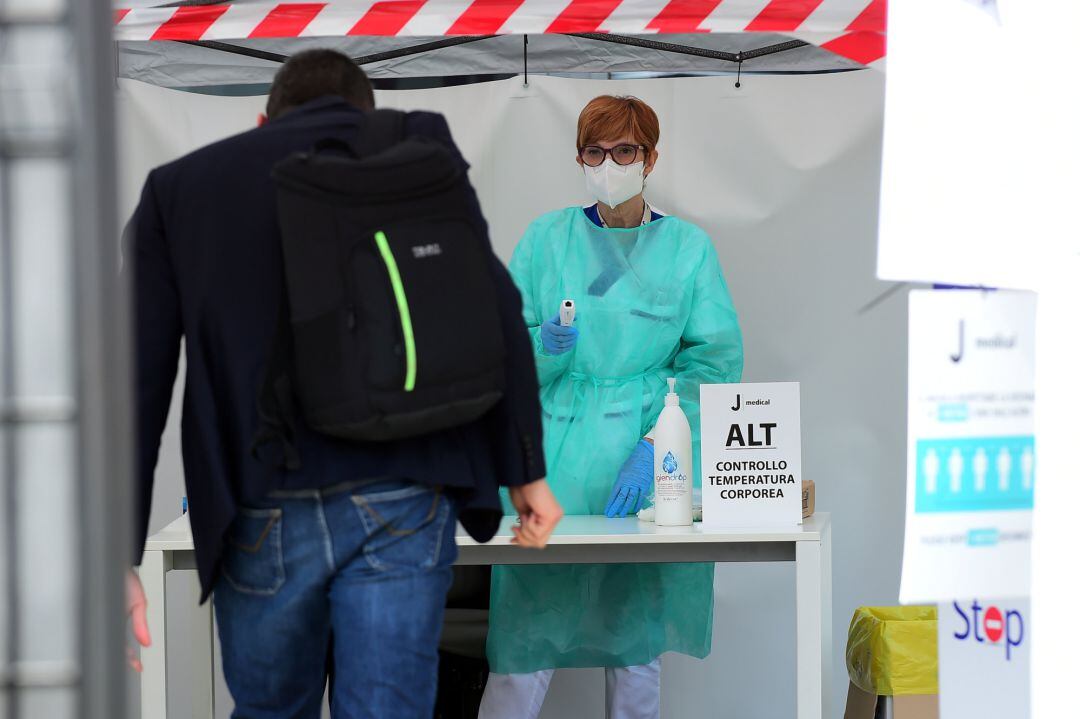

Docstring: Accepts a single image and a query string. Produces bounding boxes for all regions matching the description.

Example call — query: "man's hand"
[126,569,152,672]
[508,479,563,549]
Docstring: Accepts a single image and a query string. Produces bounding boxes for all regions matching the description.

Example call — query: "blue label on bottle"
[663,451,678,474]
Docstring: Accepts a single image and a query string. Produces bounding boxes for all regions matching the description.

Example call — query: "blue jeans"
[214,478,458,719]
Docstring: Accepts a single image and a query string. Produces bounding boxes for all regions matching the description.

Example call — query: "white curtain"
[118,71,890,718]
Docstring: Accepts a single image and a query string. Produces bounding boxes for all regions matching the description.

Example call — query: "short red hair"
[576,95,660,152]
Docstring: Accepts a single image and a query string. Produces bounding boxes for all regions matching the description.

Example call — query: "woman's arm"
[676,240,744,394]
[650,239,744,475]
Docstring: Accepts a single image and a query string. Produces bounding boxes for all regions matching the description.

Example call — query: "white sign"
[700,382,802,528]
[901,290,1036,603]
[876,0,1080,289]
[938,598,1031,719]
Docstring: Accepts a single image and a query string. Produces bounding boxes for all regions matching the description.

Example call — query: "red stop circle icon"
[984,606,1004,643]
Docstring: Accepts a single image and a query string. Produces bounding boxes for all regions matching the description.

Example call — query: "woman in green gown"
[479,95,744,719]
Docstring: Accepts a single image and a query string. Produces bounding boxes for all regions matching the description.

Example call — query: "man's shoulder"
[149,125,267,187]
[400,110,457,150]
[401,109,449,133]
[149,107,457,195]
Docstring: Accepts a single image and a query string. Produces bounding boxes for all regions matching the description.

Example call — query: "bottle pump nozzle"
[665,378,679,406]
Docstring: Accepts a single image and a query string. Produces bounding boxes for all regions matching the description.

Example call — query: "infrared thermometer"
[560,299,576,327]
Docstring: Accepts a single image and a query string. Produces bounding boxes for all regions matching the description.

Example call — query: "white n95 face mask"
[584,159,645,209]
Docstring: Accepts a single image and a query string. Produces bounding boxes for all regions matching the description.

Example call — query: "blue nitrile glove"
[605,439,654,518]
[540,314,579,355]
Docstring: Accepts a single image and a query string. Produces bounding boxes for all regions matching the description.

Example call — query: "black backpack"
[254,110,505,467]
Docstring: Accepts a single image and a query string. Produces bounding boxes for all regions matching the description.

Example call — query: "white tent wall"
[118,70,893,718]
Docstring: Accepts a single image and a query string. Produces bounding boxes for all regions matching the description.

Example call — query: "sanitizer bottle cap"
[665,378,679,407]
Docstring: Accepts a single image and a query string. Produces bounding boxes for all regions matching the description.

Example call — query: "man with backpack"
[124,49,562,718]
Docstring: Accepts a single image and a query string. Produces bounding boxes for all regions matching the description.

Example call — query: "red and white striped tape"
[114,0,886,66]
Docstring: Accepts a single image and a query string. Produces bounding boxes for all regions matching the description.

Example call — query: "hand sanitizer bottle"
[654,378,693,526]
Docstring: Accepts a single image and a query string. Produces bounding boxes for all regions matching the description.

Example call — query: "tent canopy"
[114,0,887,70]
[119,32,873,91]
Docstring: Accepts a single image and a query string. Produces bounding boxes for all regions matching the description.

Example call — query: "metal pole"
[0,61,22,719]
[71,1,133,718]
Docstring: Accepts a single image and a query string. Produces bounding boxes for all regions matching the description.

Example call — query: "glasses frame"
[577,144,649,167]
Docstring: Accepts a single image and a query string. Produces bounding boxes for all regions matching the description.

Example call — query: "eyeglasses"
[578,144,647,167]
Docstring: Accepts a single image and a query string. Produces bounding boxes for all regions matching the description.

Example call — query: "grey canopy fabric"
[119,33,865,92]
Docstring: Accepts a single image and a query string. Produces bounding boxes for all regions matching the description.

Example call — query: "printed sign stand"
[700,382,803,528]
[901,290,1036,604]
[938,598,1031,719]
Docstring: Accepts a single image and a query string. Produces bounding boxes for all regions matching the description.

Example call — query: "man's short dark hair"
[266,49,375,120]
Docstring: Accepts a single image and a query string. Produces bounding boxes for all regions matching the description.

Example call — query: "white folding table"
[139,513,832,719]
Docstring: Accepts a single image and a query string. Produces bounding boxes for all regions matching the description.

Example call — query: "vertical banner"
[938,598,1031,718]
[876,0,1080,289]
[700,382,803,528]
[901,291,1036,603]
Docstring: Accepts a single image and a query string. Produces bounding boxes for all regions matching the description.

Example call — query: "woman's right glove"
[540,314,579,355]
[605,439,654,518]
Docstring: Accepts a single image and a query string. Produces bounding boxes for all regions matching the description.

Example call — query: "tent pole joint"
[523,34,529,87]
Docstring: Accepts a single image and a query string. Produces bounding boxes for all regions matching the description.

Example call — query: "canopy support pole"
[566,33,809,65]
[177,35,494,67]
[177,40,289,64]
[352,36,494,65]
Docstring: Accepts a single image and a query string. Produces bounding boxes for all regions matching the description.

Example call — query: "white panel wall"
[118,69,895,718]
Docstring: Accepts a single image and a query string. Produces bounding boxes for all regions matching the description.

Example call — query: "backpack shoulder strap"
[356,109,406,157]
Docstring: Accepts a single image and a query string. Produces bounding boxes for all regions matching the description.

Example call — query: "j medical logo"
[950,318,1019,363]
[952,600,1025,661]
[951,320,964,363]
[730,393,770,411]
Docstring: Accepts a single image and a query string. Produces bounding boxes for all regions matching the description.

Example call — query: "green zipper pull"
[373,231,417,392]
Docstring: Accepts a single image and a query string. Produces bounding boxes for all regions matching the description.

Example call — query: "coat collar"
[269,95,364,125]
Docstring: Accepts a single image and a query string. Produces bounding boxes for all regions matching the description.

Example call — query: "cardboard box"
[844,682,877,719]
[844,682,939,719]
[802,479,815,518]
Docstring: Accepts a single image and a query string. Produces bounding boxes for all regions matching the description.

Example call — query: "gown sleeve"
[647,237,744,475]
[508,219,574,388]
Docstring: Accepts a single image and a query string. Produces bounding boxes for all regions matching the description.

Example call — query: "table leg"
[190,582,215,718]
[796,538,823,719]
[821,522,833,719]
[139,549,170,719]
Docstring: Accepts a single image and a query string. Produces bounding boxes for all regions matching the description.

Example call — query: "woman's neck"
[598,195,645,229]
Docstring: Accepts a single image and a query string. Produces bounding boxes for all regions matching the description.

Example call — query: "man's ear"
[257,113,268,127]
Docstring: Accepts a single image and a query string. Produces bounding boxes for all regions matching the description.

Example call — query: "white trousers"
[478,658,662,719]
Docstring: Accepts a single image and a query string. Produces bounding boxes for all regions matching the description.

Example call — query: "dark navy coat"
[128,97,545,600]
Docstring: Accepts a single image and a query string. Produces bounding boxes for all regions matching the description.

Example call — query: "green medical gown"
[487,208,744,674]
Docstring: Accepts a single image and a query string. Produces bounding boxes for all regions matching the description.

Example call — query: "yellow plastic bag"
[846,606,938,696]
